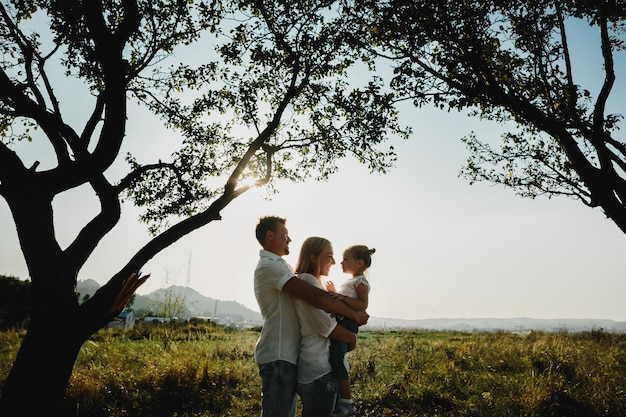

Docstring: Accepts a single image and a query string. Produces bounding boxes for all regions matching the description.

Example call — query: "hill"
[76,280,262,322]
[75,278,101,302]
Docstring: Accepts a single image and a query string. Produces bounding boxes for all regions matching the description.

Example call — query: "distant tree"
[355,0,626,233]
[150,284,190,350]
[0,1,405,414]
[0,275,31,329]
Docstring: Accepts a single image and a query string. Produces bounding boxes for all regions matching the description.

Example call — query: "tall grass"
[352,330,626,417]
[1,325,625,416]
[66,324,260,416]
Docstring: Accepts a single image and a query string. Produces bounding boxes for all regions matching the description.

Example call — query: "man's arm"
[283,277,369,325]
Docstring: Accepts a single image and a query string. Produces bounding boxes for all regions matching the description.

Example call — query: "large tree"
[355,0,626,233]
[0,0,405,414]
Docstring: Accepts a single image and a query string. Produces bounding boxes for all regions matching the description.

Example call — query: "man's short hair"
[255,216,286,245]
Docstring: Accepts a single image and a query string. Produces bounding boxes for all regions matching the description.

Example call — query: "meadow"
[1,323,625,416]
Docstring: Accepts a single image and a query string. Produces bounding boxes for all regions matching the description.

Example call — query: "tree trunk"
[0,313,86,416]
[0,249,148,414]
[0,269,145,417]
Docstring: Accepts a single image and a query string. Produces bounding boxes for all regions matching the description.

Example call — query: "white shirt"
[254,250,300,365]
[293,273,337,384]
[338,274,370,299]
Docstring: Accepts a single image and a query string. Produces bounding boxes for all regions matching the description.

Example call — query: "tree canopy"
[355,0,626,233]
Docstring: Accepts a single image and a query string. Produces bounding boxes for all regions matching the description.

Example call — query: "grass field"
[1,324,626,416]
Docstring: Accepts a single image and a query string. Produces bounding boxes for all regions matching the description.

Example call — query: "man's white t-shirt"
[293,272,337,384]
[254,250,300,366]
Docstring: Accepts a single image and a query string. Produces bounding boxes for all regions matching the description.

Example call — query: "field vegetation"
[1,324,625,416]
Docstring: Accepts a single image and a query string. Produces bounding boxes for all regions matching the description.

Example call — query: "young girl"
[327,245,374,417]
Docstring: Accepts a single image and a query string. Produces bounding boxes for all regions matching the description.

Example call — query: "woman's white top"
[293,272,337,384]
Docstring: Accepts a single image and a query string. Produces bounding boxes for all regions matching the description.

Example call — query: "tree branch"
[79,271,149,336]
[64,174,122,270]
[593,6,616,131]
[114,161,183,192]
[554,1,577,113]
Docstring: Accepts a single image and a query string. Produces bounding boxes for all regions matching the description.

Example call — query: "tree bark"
[1,305,85,416]
[0,270,147,417]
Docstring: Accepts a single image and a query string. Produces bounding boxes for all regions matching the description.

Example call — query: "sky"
[2,101,625,321]
[1,13,625,322]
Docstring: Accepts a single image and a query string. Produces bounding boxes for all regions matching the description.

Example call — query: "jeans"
[258,361,297,417]
[330,317,359,379]
[297,373,338,417]
[329,339,350,380]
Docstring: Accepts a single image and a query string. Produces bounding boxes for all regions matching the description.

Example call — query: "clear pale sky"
[2,100,625,321]
[1,14,625,322]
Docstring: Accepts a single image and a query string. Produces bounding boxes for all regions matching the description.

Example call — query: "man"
[254,216,368,417]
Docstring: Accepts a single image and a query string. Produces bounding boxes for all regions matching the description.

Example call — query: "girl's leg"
[337,378,351,400]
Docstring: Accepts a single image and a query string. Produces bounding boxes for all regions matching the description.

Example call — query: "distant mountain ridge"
[77,280,626,333]
[77,280,262,322]
[363,316,626,333]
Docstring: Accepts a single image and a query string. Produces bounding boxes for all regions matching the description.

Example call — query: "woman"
[293,237,357,417]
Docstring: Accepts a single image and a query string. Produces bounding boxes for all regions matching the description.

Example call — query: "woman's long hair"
[295,236,331,278]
